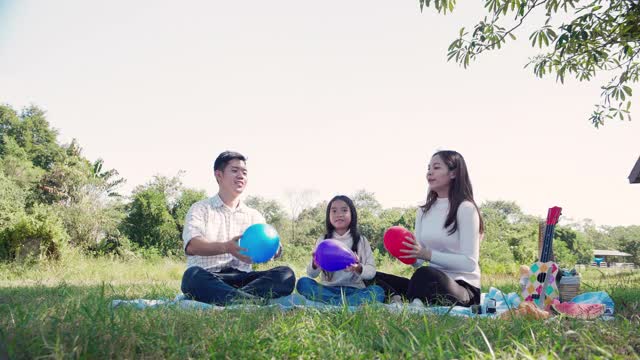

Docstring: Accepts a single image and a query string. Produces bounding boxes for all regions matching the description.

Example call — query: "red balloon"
[383,226,416,265]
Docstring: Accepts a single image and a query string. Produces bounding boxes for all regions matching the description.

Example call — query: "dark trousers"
[367,267,480,306]
[181,266,296,305]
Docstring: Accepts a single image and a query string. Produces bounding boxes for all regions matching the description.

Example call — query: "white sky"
[1,1,638,226]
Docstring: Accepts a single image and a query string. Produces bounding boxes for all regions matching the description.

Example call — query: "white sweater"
[306,230,376,289]
[414,198,481,289]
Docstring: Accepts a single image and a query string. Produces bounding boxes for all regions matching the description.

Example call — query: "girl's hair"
[324,195,361,252]
[420,150,484,235]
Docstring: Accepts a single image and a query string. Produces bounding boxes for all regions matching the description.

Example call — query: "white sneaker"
[390,295,403,305]
[410,298,425,308]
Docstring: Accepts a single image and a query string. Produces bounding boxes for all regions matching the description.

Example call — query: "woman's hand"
[399,235,432,261]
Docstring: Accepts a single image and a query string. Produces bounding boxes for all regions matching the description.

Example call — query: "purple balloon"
[314,239,357,272]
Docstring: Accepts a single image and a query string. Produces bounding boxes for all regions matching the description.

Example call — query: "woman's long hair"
[421,150,484,235]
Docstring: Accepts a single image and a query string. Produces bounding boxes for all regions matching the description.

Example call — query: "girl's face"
[329,199,352,233]
[427,154,455,196]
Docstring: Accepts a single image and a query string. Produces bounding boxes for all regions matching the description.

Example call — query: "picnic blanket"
[110,287,615,319]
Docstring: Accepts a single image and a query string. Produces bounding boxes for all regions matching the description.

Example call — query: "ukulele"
[521,206,562,309]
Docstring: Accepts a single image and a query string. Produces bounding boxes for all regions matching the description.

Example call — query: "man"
[181,151,295,304]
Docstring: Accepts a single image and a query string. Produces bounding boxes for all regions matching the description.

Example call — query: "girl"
[296,195,384,306]
[372,150,484,307]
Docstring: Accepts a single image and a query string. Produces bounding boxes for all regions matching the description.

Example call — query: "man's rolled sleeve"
[183,203,206,251]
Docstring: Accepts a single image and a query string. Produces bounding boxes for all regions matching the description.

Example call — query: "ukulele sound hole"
[537,273,547,284]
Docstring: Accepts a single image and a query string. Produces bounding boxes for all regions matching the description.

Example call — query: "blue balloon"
[314,239,357,272]
[239,223,280,263]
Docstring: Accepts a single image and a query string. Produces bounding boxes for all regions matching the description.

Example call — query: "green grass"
[1,254,639,359]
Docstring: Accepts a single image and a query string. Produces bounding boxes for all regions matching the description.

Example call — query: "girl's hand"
[311,251,319,269]
[399,235,432,261]
[345,262,363,274]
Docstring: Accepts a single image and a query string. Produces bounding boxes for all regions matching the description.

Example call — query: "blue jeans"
[296,277,385,306]
[181,266,296,305]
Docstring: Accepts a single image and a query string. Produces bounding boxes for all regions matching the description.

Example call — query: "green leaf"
[538,32,544,48]
[623,86,633,96]
[546,28,557,40]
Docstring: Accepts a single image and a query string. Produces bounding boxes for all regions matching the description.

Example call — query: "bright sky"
[1,1,638,226]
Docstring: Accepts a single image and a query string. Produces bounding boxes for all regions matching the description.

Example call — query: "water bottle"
[486,298,497,314]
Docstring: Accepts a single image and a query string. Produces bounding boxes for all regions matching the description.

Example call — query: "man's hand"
[225,235,252,264]
[273,245,283,260]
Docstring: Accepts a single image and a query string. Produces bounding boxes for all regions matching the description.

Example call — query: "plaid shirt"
[182,194,265,273]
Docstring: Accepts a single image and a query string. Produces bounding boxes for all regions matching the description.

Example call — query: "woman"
[372,150,484,306]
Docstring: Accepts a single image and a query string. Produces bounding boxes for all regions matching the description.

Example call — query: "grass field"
[1,254,638,359]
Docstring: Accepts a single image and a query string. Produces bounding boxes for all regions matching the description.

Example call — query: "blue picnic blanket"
[110,287,614,319]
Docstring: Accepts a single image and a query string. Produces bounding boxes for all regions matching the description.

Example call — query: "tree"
[293,200,327,247]
[419,0,639,127]
[0,170,26,229]
[581,219,616,249]
[361,206,417,251]
[37,153,93,205]
[123,173,205,255]
[133,172,185,206]
[55,186,126,250]
[480,200,536,271]
[553,239,579,267]
[91,157,126,198]
[285,189,316,244]
[0,135,45,191]
[245,195,287,230]
[607,225,640,265]
[555,225,594,264]
[172,188,207,234]
[121,188,180,255]
[0,105,63,169]
[352,190,383,216]
[481,200,529,223]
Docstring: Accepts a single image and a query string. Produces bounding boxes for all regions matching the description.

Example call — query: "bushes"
[121,188,181,255]
[0,171,26,229]
[0,205,68,261]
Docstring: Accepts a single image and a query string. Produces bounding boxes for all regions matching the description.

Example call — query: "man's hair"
[213,151,247,172]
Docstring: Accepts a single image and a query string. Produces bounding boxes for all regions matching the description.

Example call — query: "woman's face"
[427,154,454,196]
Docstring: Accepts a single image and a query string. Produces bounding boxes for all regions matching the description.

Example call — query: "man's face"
[215,159,248,196]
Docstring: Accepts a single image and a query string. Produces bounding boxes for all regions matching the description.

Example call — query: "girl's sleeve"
[306,237,323,278]
[358,236,376,280]
[429,202,480,272]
